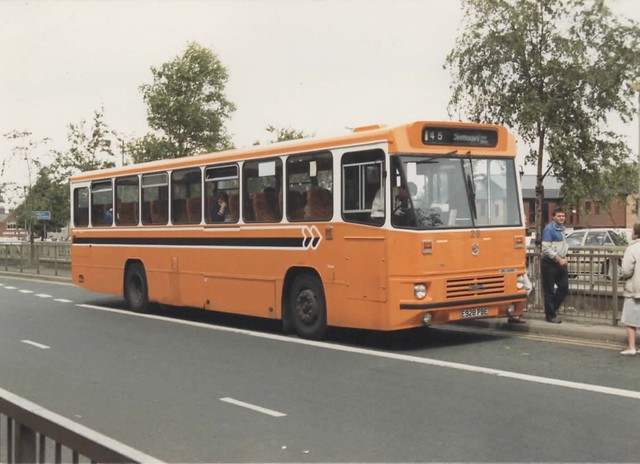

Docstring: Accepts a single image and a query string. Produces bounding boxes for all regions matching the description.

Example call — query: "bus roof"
[70,120,515,182]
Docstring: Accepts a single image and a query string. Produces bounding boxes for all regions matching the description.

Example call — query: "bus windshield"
[391,155,522,230]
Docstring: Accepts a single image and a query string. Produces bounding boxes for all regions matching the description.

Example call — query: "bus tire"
[289,274,327,340]
[124,262,149,313]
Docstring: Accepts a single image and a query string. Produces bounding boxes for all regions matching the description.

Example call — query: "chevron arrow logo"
[302,225,322,250]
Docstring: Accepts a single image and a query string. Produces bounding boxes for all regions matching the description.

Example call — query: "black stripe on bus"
[400,294,527,310]
[72,236,305,248]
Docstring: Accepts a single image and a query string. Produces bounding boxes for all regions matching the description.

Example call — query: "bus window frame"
[170,167,203,225]
[286,151,333,222]
[115,175,140,226]
[341,148,386,226]
[90,180,114,227]
[204,164,240,224]
[141,172,169,226]
[242,157,283,223]
[72,183,90,227]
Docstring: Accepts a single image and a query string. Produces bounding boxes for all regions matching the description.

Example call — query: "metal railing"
[526,245,625,325]
[0,242,70,278]
[0,387,162,464]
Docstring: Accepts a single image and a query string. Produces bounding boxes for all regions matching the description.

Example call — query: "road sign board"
[33,211,51,221]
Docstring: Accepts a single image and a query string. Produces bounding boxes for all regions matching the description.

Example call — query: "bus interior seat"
[186,196,201,223]
[228,193,239,222]
[150,200,168,224]
[287,190,306,220]
[117,202,138,225]
[306,188,332,219]
[172,198,188,223]
[253,191,278,221]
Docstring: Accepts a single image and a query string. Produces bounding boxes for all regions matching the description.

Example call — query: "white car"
[565,228,628,279]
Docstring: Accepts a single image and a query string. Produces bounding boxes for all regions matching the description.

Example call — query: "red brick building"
[521,175,636,230]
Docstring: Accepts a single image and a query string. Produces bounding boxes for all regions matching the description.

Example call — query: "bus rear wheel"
[289,274,327,340]
[124,262,149,313]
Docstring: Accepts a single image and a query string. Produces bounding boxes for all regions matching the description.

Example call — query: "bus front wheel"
[289,274,327,340]
[124,262,149,313]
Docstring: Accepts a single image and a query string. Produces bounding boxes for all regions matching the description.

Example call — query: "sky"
[1,0,639,208]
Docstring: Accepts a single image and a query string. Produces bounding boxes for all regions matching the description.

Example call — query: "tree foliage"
[1,130,49,203]
[136,42,236,162]
[50,108,118,183]
[13,167,69,236]
[253,125,314,145]
[445,0,640,232]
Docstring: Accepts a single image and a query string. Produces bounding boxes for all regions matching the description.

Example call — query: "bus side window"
[205,164,239,224]
[341,149,385,225]
[115,176,139,226]
[243,159,282,223]
[172,168,202,225]
[90,180,113,227]
[141,173,168,225]
[73,187,89,227]
[286,151,333,222]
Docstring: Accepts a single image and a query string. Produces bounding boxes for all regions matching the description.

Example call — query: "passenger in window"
[211,192,228,222]
[104,205,113,225]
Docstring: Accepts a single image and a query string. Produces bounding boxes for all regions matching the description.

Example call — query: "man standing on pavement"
[541,206,569,323]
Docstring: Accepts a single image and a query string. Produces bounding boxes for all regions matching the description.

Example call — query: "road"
[1,275,639,463]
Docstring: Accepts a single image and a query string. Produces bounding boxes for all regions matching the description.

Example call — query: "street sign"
[33,211,51,221]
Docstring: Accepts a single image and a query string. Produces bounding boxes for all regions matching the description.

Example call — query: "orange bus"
[70,121,527,339]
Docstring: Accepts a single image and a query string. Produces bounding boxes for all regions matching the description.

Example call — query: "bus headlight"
[414,284,427,300]
[517,275,525,289]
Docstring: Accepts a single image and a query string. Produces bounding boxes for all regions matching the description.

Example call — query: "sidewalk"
[0,266,628,347]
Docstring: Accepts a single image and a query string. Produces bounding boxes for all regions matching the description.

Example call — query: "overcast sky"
[1,0,638,208]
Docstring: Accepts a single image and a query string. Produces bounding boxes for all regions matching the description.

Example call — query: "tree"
[50,108,118,183]
[2,130,50,240]
[137,42,236,161]
[445,0,640,238]
[13,167,69,237]
[252,125,314,145]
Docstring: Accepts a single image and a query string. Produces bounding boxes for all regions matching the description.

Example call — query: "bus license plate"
[460,307,489,319]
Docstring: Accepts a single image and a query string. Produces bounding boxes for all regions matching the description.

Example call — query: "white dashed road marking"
[21,340,51,350]
[220,397,287,417]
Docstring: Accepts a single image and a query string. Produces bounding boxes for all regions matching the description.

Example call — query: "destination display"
[422,126,498,147]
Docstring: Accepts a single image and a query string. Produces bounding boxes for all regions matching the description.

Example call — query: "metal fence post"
[611,255,619,326]
[15,422,36,463]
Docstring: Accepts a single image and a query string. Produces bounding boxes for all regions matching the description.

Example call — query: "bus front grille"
[446,275,505,299]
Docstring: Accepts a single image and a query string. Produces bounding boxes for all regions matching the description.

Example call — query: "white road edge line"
[21,340,51,350]
[75,303,640,401]
[220,397,287,417]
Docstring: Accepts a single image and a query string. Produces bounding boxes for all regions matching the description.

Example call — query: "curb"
[458,316,627,346]
[0,270,72,284]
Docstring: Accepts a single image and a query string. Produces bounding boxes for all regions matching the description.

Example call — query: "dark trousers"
[541,258,569,320]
